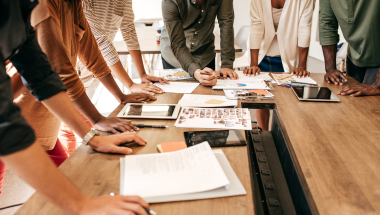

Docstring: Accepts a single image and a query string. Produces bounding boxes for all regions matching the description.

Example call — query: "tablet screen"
[124,105,176,117]
[184,130,246,147]
[293,86,333,100]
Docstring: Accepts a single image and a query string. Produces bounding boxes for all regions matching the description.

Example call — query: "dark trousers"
[161,57,216,71]
[346,58,379,84]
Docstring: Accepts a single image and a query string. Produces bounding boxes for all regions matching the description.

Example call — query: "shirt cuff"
[187,62,202,77]
[23,72,67,101]
[221,60,234,70]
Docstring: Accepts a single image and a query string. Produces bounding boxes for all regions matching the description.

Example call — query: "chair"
[233,26,250,70]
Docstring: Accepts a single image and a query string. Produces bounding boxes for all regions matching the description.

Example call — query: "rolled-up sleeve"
[217,0,235,69]
[298,0,314,48]
[319,0,339,46]
[9,28,67,101]
[249,0,264,50]
[162,0,201,76]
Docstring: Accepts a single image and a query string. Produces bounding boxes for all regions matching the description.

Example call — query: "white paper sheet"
[178,94,238,107]
[212,79,269,90]
[154,69,193,81]
[175,107,252,130]
[234,71,272,81]
[154,82,199,94]
[121,142,229,198]
[123,149,247,203]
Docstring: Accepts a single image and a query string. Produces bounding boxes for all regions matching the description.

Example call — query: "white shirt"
[266,7,282,57]
[249,0,315,72]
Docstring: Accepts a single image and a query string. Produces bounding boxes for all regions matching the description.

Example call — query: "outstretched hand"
[89,132,147,155]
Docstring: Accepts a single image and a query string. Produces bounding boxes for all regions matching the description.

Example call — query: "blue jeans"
[346,58,379,84]
[259,56,285,72]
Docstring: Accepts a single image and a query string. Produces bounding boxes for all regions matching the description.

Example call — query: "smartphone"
[184,130,247,147]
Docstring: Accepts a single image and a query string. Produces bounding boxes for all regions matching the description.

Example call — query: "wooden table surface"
[114,27,242,55]
[17,73,380,215]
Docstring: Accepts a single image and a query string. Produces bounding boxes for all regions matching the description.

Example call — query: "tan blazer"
[249,0,315,72]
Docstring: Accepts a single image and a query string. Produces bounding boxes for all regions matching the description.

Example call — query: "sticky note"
[174,71,189,76]
[205,99,226,104]
[251,90,269,95]
[161,141,187,153]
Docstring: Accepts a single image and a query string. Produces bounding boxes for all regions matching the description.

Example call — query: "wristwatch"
[83,128,99,146]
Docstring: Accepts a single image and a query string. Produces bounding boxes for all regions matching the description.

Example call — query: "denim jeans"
[346,58,379,84]
[259,56,285,72]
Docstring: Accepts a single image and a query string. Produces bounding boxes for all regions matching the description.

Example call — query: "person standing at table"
[80,0,169,95]
[1,1,150,213]
[161,0,238,87]
[319,0,380,97]
[17,0,156,155]
[244,0,314,130]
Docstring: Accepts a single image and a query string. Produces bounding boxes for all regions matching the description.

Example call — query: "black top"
[0,0,66,155]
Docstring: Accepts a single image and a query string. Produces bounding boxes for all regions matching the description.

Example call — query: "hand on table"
[217,68,238,80]
[141,74,170,85]
[291,67,310,78]
[243,65,261,76]
[79,195,149,215]
[88,132,147,154]
[94,116,139,133]
[117,93,158,104]
[324,69,347,85]
[129,83,164,95]
[337,83,380,97]
[194,68,218,86]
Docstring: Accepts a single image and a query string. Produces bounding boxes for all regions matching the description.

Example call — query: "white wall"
[132,0,162,21]
[132,0,250,34]
[233,0,251,36]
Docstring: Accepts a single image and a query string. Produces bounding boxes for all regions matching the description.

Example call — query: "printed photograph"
[178,119,186,124]
[189,115,195,119]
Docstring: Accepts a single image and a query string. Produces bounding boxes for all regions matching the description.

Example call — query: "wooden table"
[17,74,380,215]
[114,27,242,55]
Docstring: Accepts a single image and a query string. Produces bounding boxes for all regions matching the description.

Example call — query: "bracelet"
[83,128,99,146]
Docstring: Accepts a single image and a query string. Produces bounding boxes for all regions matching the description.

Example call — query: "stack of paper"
[178,94,238,107]
[154,82,199,94]
[272,74,317,85]
[120,142,246,203]
[174,107,252,130]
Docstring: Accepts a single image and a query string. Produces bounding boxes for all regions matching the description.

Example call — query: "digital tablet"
[184,130,247,147]
[117,103,181,119]
[291,86,340,102]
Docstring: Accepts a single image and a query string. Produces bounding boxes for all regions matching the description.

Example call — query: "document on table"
[154,82,199,94]
[120,142,229,198]
[175,108,252,130]
[178,94,238,107]
[212,79,269,90]
[154,69,193,81]
[272,74,317,85]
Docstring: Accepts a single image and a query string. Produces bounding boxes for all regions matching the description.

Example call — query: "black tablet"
[291,86,340,102]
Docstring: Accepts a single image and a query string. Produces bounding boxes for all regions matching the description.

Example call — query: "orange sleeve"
[32,0,85,101]
[77,2,111,79]
[34,17,85,101]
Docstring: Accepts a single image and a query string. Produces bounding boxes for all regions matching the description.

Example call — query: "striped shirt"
[82,0,140,66]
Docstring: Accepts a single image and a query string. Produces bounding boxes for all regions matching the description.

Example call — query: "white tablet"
[291,86,340,102]
[117,103,181,119]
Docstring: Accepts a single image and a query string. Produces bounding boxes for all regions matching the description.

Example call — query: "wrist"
[194,69,202,81]
[87,135,100,149]
[76,195,93,215]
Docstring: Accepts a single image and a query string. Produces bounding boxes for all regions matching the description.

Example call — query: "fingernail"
[136,128,140,131]
[127,149,133,154]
